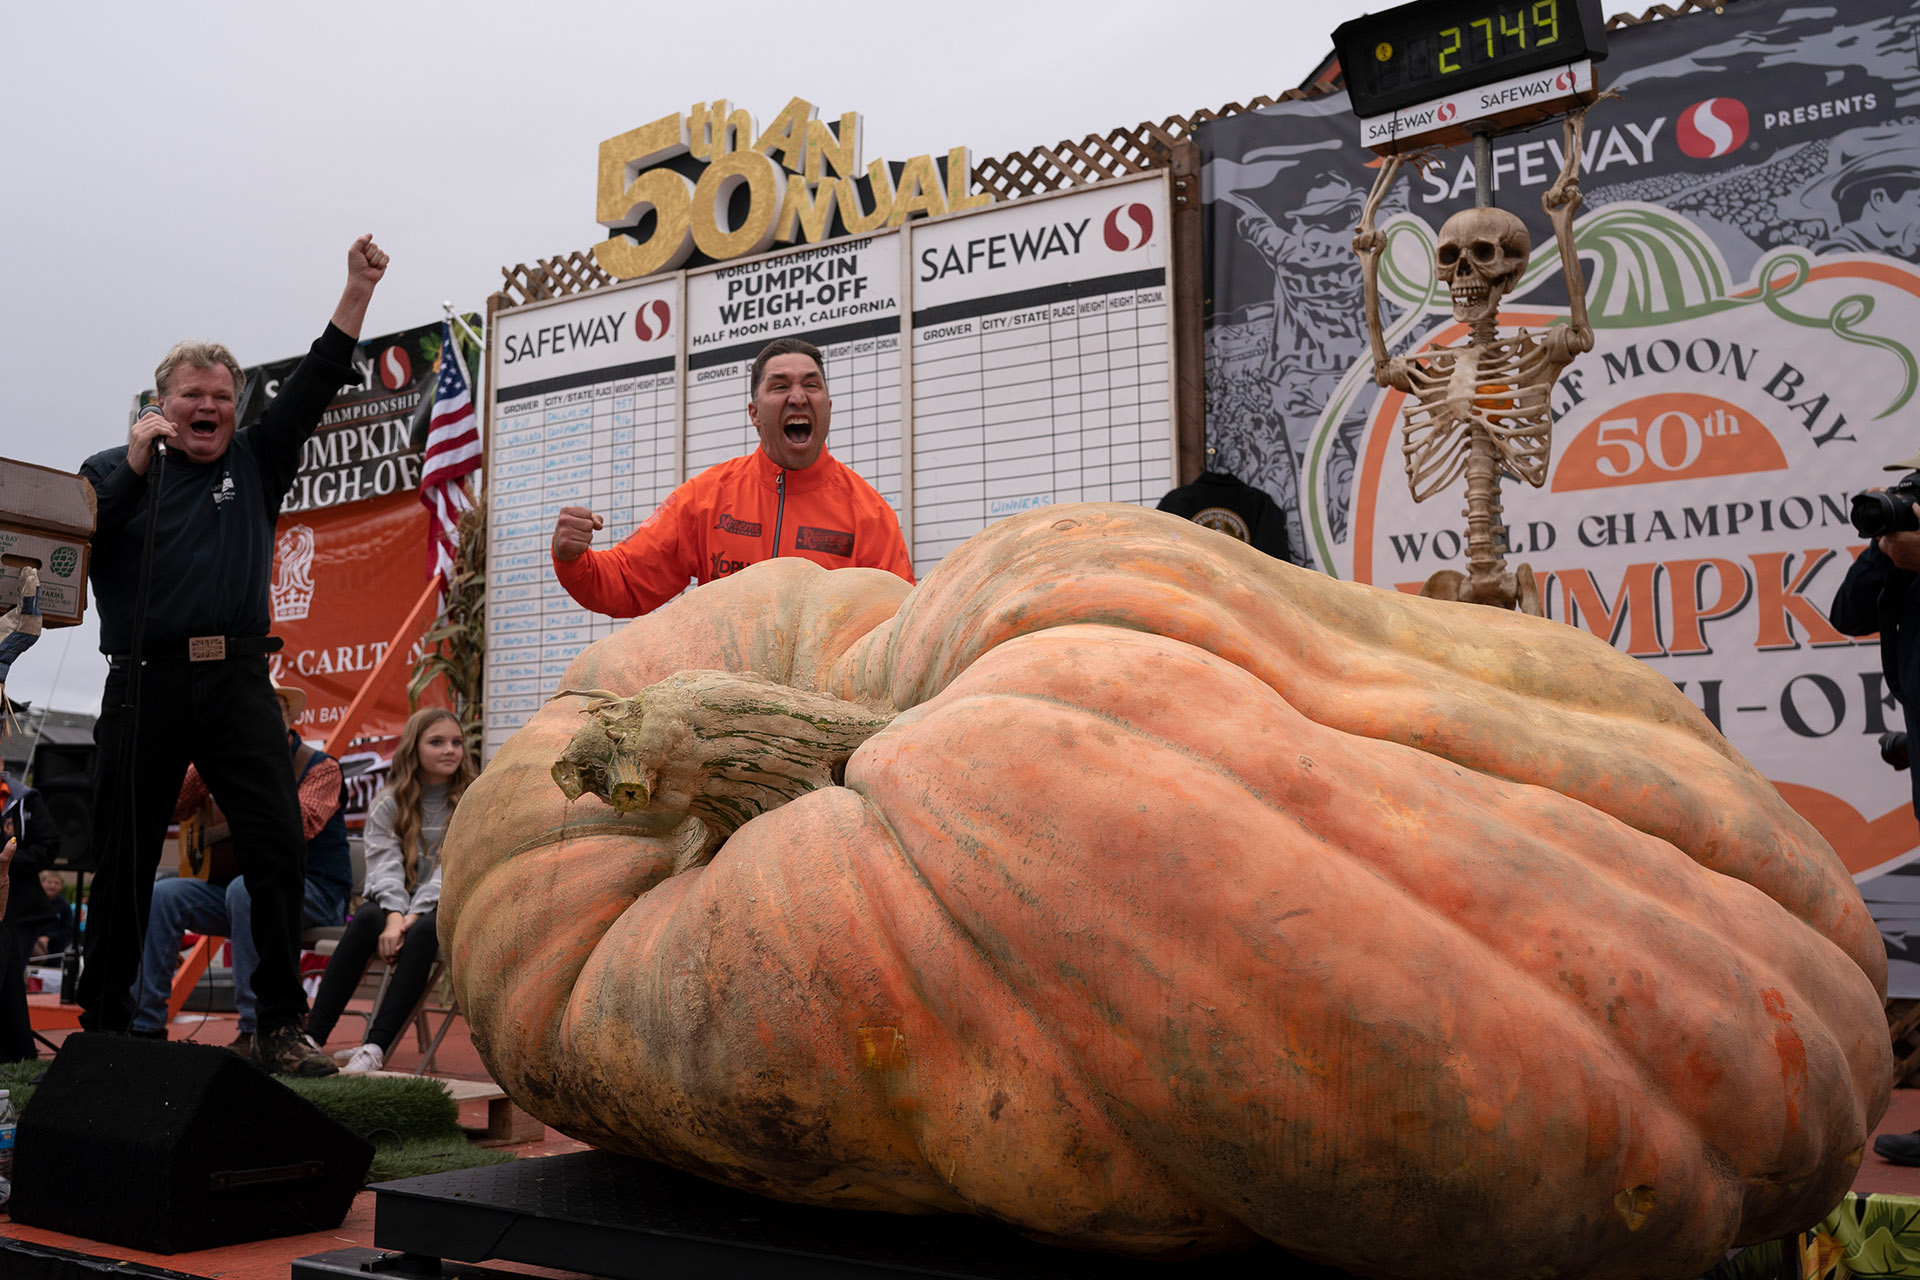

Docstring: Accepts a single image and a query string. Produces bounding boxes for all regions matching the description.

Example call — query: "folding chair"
[300,838,364,960]
[357,954,460,1076]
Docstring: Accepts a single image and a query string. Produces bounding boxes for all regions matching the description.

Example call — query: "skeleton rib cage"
[1398,333,1563,503]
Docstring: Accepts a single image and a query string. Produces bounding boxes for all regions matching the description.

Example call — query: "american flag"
[421,320,482,592]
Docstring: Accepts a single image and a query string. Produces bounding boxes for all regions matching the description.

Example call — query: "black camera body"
[1851,473,1920,538]
[1882,731,1910,772]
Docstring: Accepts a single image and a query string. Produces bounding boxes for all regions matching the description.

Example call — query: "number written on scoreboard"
[1335,0,1607,119]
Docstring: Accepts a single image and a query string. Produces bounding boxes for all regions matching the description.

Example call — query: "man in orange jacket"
[552,338,914,616]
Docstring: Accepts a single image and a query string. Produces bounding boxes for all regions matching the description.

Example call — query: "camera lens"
[1853,492,1899,539]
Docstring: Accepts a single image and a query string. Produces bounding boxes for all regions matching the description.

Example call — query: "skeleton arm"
[1542,110,1594,364]
[1353,156,1410,389]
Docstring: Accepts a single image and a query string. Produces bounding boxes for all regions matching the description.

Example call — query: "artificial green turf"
[0,1057,41,1112]
[364,1134,513,1182]
[282,1073,514,1181]
[282,1072,467,1140]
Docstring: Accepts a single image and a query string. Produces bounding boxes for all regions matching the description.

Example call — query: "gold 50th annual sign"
[596,96,992,279]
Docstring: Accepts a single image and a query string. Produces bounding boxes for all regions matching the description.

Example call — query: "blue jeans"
[131,875,345,1035]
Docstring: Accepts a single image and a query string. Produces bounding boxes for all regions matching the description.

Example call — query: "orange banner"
[267,491,445,805]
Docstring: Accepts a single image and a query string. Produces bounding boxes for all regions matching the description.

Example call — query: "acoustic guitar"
[177,798,238,885]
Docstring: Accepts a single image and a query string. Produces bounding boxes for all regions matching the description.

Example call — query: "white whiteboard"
[908,181,1172,567]
[483,172,1176,757]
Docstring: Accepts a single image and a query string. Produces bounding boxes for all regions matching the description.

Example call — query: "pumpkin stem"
[550,670,894,840]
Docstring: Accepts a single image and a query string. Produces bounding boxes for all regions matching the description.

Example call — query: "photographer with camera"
[1830,460,1920,1164]
[1830,463,1920,788]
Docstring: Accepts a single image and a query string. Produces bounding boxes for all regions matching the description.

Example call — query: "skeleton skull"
[1436,207,1531,325]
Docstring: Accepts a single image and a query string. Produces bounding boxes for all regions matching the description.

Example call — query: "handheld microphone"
[138,405,169,458]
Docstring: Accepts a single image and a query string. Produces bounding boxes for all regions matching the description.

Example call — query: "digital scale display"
[1335,0,1608,120]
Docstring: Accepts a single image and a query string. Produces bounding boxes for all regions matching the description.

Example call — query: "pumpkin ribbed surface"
[441,504,1889,1280]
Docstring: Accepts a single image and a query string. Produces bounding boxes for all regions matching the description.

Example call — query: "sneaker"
[227,1029,254,1059]
[340,1043,385,1075]
[252,1024,338,1077]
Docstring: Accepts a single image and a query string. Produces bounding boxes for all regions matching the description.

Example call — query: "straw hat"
[272,679,307,722]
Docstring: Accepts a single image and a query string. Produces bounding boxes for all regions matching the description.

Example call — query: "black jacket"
[80,326,355,654]
[1157,471,1293,562]
[3,787,56,929]
[1829,542,1920,813]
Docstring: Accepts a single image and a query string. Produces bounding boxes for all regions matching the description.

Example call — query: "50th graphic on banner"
[1200,0,1920,989]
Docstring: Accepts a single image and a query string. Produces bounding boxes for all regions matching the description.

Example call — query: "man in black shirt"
[77,235,388,1075]
[1157,468,1294,562]
[1829,469,1920,1166]
[1829,474,1920,824]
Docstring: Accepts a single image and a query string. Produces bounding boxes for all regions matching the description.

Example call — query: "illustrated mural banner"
[1200,0,1920,992]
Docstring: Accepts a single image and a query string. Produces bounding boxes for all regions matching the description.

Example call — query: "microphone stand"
[77,437,167,1015]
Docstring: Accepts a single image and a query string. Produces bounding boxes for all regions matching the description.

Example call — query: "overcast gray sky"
[0,0,1648,716]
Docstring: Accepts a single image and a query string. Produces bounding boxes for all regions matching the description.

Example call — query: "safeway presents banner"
[1200,0,1920,991]
[250,319,478,812]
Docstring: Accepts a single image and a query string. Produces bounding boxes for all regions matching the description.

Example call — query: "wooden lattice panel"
[500,250,614,306]
[973,118,1188,202]
[1607,0,1726,29]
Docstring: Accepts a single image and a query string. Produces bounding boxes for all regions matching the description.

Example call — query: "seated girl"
[306,707,473,1073]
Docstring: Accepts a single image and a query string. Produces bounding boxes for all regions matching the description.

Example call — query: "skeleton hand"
[1376,354,1415,392]
[1544,324,1593,364]
[1544,171,1583,214]
[1544,110,1587,217]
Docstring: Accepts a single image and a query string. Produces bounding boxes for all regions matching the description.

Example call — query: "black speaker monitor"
[36,778,94,871]
[10,1034,373,1253]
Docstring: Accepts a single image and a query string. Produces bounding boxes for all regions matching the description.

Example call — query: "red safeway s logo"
[635,299,671,342]
[1677,98,1749,159]
[378,346,411,390]
[1102,203,1154,252]
[1437,102,1458,123]
[1554,69,1576,92]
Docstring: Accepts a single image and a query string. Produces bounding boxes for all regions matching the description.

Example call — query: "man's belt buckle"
[188,636,227,662]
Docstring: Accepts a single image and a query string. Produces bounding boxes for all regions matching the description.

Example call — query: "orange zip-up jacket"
[553,447,914,618]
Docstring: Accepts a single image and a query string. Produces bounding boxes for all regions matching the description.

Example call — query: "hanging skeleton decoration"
[1353,111,1593,615]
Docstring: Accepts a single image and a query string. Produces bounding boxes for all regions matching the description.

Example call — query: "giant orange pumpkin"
[441,504,1890,1280]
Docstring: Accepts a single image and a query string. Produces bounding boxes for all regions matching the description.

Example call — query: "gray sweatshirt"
[362,781,451,916]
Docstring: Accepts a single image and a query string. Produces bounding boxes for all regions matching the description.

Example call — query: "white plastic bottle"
[0,1087,16,1210]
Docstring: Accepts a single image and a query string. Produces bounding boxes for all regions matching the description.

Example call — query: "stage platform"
[5,997,1920,1279]
[301,1149,1341,1280]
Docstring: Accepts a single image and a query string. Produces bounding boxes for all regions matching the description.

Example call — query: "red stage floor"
[4,997,1919,1277]
[1,996,599,1278]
